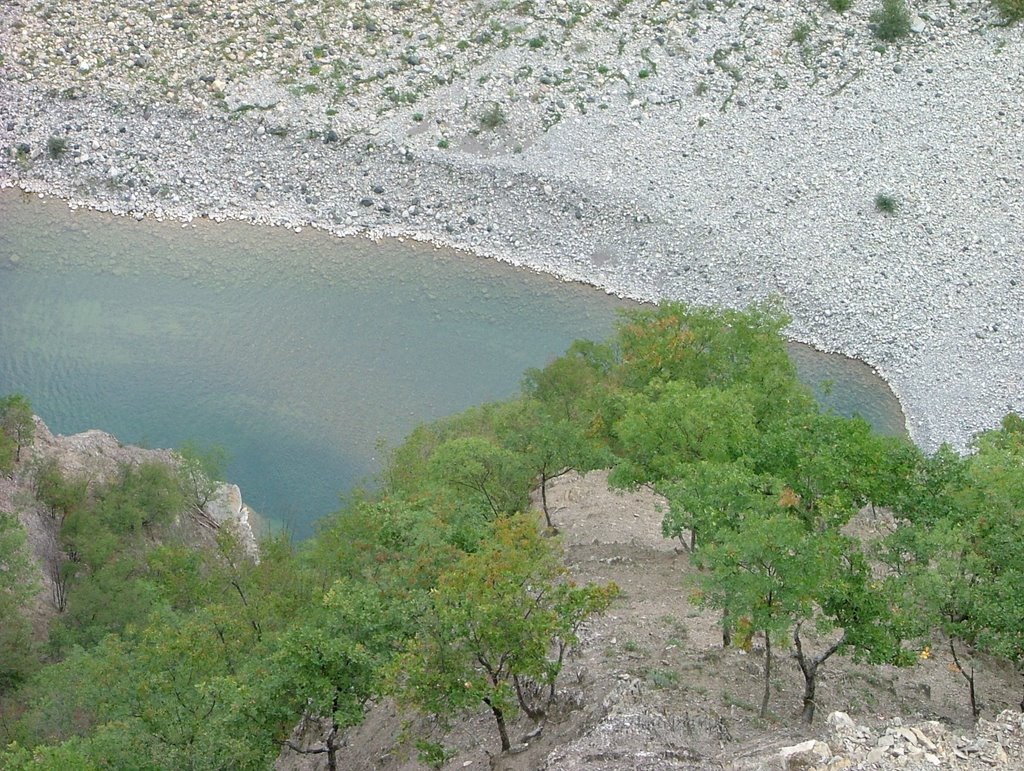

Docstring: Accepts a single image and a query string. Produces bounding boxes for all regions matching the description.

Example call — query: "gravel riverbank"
[1,0,1021,451]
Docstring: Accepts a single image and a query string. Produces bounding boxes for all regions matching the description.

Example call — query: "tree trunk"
[800,662,818,724]
[325,725,338,771]
[514,675,545,721]
[949,637,981,720]
[540,473,552,528]
[760,632,772,720]
[793,624,845,725]
[485,699,511,752]
[722,607,732,648]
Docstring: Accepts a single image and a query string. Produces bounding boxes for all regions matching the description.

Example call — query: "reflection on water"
[0,190,905,537]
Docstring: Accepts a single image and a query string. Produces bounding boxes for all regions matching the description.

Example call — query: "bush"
[871,0,911,41]
[828,0,853,11]
[991,0,1024,21]
[46,136,67,159]
[791,22,813,44]
[478,102,506,130]
[874,193,899,214]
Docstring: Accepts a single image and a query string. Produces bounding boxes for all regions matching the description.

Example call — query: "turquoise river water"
[0,190,905,537]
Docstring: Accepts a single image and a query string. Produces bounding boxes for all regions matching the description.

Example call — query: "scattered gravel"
[1,0,1021,451]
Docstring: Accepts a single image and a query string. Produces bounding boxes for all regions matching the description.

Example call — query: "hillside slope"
[279,470,1024,770]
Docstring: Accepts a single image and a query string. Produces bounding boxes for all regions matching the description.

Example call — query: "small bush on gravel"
[871,0,912,40]
[875,193,899,214]
[791,21,813,43]
[828,0,853,11]
[478,102,506,130]
[991,0,1024,21]
[46,136,67,158]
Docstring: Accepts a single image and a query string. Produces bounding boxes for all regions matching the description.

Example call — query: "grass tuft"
[871,0,912,41]
[874,193,899,214]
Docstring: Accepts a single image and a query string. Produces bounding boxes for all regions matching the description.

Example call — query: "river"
[0,190,905,537]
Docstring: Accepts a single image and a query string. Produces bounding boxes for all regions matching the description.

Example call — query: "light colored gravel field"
[1,0,1021,451]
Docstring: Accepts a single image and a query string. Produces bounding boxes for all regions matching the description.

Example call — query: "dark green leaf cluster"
[0,393,34,474]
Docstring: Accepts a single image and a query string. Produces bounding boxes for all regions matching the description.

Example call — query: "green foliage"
[497,398,613,526]
[611,381,757,482]
[45,137,67,159]
[9,304,1024,758]
[32,458,88,524]
[882,415,1024,717]
[478,101,507,130]
[874,192,899,214]
[0,393,34,466]
[416,739,455,769]
[991,0,1024,21]
[613,301,811,422]
[658,460,774,551]
[176,441,228,511]
[0,512,37,693]
[391,515,616,751]
[698,513,910,721]
[827,0,853,11]
[871,0,911,41]
[427,436,532,518]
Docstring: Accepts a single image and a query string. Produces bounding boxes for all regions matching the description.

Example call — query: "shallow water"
[0,190,905,536]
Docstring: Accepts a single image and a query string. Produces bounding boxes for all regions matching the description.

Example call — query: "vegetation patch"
[871,0,912,41]
[874,192,899,214]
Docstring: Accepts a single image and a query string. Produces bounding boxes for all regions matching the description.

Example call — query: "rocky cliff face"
[0,415,258,627]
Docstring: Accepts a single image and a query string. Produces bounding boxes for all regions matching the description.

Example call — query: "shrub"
[791,22,813,44]
[871,0,912,41]
[991,0,1024,21]
[478,102,506,130]
[46,136,67,159]
[874,193,899,214]
[828,0,853,11]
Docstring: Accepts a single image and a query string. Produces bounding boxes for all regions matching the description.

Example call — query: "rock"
[910,17,926,34]
[779,739,831,770]
[865,747,886,764]
[826,711,856,737]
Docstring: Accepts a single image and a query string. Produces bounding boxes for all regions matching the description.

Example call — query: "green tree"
[392,515,616,751]
[249,581,407,771]
[611,381,757,485]
[32,458,88,525]
[521,339,616,426]
[497,399,613,527]
[427,437,532,519]
[0,512,38,693]
[175,441,228,512]
[613,301,810,421]
[697,513,909,722]
[658,459,774,551]
[0,394,35,464]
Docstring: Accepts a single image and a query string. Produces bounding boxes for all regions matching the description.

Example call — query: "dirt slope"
[283,471,1023,771]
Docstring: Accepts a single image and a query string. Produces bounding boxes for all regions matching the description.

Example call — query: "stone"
[779,739,831,770]
[865,747,886,764]
[826,711,856,736]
